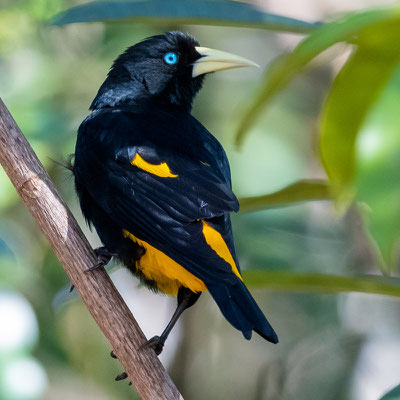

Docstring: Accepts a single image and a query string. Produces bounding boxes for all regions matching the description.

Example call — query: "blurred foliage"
[239,179,331,212]
[244,270,400,296]
[235,6,400,145]
[321,18,400,196]
[51,0,319,33]
[233,4,400,274]
[1,0,400,399]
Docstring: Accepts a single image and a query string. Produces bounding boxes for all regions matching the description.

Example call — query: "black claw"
[111,352,131,385]
[85,246,116,272]
[69,284,75,293]
[115,372,128,381]
[85,261,104,272]
[140,335,165,356]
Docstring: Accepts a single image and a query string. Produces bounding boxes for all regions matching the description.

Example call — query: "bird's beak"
[192,47,259,78]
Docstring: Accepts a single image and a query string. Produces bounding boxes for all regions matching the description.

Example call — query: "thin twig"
[0,98,182,400]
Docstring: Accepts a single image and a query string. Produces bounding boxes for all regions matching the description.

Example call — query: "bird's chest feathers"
[122,230,206,295]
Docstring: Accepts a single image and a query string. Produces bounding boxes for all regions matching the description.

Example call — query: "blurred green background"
[1,0,400,399]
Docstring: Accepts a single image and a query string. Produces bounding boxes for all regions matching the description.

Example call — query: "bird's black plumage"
[73,31,278,352]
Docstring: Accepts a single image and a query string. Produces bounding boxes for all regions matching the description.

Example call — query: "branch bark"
[0,98,183,400]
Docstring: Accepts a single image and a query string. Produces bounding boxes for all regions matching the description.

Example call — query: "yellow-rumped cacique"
[73,31,278,361]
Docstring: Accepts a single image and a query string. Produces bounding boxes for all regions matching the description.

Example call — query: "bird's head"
[90,31,258,111]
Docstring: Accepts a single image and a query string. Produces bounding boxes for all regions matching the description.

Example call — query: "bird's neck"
[89,79,149,110]
[90,76,196,112]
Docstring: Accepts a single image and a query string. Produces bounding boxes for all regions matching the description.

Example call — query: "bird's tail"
[207,280,278,344]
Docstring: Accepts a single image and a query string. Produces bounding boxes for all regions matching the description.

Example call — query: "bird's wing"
[76,107,238,221]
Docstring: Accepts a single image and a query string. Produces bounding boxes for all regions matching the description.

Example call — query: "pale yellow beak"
[192,47,259,78]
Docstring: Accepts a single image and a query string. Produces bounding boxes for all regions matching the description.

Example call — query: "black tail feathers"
[208,280,278,344]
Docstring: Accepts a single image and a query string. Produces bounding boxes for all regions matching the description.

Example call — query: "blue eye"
[164,52,178,65]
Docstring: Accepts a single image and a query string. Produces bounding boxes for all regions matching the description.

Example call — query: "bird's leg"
[112,288,201,383]
[85,246,117,272]
[140,287,201,355]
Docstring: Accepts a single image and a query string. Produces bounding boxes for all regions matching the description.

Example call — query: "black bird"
[73,31,278,358]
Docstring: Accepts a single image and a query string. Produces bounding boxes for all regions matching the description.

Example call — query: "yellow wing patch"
[201,221,243,281]
[123,229,206,295]
[131,153,178,178]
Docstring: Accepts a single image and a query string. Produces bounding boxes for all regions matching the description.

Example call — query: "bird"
[73,31,278,361]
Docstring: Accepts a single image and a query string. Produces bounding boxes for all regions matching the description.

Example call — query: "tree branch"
[0,98,182,400]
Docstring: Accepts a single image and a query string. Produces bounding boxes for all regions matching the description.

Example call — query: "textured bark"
[0,98,182,400]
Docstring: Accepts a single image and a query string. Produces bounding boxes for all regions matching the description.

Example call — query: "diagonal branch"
[0,98,182,400]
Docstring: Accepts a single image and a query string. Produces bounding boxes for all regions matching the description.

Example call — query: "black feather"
[73,31,278,344]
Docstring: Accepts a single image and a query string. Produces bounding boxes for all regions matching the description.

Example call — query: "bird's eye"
[163,52,178,65]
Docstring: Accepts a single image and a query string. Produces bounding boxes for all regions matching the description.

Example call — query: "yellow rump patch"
[123,229,206,296]
[131,153,178,178]
[201,221,242,281]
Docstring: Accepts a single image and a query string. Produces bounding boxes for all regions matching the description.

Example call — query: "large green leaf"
[354,68,400,271]
[380,385,400,400]
[320,20,400,204]
[243,270,400,297]
[239,179,331,213]
[51,0,317,33]
[235,6,400,146]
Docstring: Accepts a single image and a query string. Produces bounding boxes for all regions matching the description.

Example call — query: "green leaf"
[355,69,400,271]
[320,21,400,205]
[380,384,400,400]
[242,270,400,297]
[235,6,400,146]
[238,179,331,213]
[50,0,318,33]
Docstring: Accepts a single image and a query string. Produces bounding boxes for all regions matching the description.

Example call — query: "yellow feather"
[131,153,178,178]
[201,221,242,281]
[123,230,206,295]
[122,221,241,295]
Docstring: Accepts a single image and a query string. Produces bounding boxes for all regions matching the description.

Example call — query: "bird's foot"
[85,246,116,272]
[111,337,165,385]
[140,335,165,355]
[111,351,132,385]
[115,371,127,381]
[114,371,132,385]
